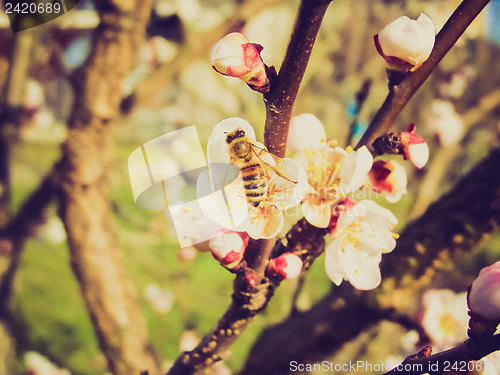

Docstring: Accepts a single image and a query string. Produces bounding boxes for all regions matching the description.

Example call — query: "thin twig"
[356,0,491,152]
[382,335,500,375]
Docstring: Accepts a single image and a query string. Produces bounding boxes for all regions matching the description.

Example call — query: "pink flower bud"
[210,32,268,88]
[375,14,435,73]
[399,124,429,169]
[468,261,500,323]
[209,231,248,269]
[268,253,303,280]
[365,160,407,203]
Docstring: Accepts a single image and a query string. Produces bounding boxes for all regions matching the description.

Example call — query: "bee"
[225,128,296,208]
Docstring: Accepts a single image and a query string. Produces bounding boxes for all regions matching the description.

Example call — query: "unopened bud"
[467,261,500,337]
[210,32,268,90]
[374,14,435,74]
[209,231,247,269]
[399,124,429,169]
[268,253,303,280]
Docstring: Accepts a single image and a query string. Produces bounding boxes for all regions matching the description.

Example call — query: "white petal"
[408,142,429,169]
[288,114,326,153]
[282,253,303,280]
[343,250,382,291]
[358,199,398,226]
[301,200,331,228]
[270,158,308,209]
[325,239,345,286]
[245,206,284,239]
[210,33,248,64]
[378,14,435,66]
[196,170,249,230]
[338,146,373,194]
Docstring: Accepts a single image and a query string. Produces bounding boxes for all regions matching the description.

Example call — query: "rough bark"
[57,1,160,374]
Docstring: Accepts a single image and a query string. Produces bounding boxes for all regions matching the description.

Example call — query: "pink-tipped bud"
[374,14,435,73]
[399,124,429,169]
[468,261,500,330]
[209,231,247,269]
[210,32,268,88]
[268,253,303,280]
[366,160,407,203]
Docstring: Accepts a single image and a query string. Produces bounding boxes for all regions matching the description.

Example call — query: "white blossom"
[295,145,373,228]
[365,160,407,203]
[325,200,397,290]
[421,289,469,350]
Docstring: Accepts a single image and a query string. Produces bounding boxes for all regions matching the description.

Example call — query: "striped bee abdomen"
[241,163,267,207]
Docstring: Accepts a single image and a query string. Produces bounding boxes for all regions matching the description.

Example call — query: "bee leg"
[272,165,297,184]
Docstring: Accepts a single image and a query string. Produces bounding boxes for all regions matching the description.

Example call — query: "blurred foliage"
[0,0,499,374]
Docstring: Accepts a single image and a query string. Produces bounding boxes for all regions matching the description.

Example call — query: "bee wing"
[221,156,243,186]
[248,141,296,183]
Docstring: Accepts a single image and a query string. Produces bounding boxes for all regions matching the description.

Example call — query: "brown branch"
[264,0,332,157]
[57,1,160,374]
[356,0,491,152]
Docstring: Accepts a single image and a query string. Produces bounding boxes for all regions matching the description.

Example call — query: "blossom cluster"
[192,14,436,290]
[288,114,404,290]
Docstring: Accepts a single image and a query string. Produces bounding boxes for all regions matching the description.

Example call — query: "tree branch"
[356,0,490,152]
[264,0,332,157]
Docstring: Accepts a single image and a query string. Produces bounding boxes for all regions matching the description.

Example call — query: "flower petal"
[196,169,249,230]
[269,158,308,209]
[342,249,382,290]
[245,206,284,239]
[325,238,345,286]
[338,146,373,194]
[302,200,332,228]
[288,114,327,153]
